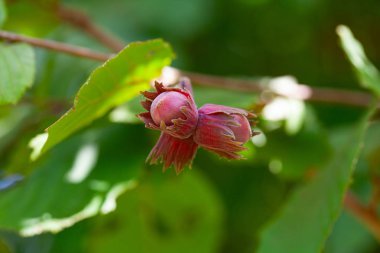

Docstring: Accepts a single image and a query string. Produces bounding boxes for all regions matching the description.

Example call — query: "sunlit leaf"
[0,43,35,105]
[337,25,380,97]
[257,105,376,253]
[31,39,174,160]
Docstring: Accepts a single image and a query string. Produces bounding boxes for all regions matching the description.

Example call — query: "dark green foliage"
[0,0,380,252]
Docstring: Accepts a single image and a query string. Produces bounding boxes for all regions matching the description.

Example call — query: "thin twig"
[177,69,375,108]
[57,6,125,52]
[344,192,380,242]
[0,29,378,109]
[178,70,263,93]
[35,6,380,109]
[56,7,377,108]
[0,30,112,61]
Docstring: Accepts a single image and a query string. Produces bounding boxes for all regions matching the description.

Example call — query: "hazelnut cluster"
[138,78,257,174]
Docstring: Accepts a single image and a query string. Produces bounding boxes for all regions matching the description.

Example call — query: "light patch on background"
[159,66,180,85]
[101,180,138,214]
[251,129,267,147]
[109,105,139,124]
[268,76,312,100]
[29,133,48,161]
[262,98,290,121]
[20,196,102,236]
[262,97,306,135]
[66,143,99,184]
[269,159,283,174]
[284,99,306,135]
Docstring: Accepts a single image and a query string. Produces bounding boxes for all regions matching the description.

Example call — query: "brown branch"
[177,69,376,108]
[54,6,379,109]
[0,29,378,109]
[344,192,380,242]
[57,6,125,52]
[306,87,373,107]
[178,70,263,93]
[0,30,111,62]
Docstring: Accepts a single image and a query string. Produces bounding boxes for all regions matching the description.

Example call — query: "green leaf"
[337,25,380,97]
[0,124,145,235]
[3,0,58,36]
[325,211,378,253]
[0,105,32,152]
[31,39,174,160]
[194,153,289,252]
[256,107,331,180]
[0,238,11,253]
[85,170,223,253]
[0,43,35,104]
[0,0,6,27]
[257,105,376,253]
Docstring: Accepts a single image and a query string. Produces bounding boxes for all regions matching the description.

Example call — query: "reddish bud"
[138,81,198,139]
[139,80,258,174]
[194,104,256,159]
[229,114,252,143]
[150,92,188,125]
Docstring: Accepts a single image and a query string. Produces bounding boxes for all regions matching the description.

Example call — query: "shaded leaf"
[337,25,380,97]
[4,0,58,36]
[193,86,258,108]
[256,106,331,180]
[0,125,145,235]
[86,170,223,253]
[0,105,33,155]
[0,0,6,27]
[0,43,35,104]
[194,152,289,253]
[257,105,376,253]
[325,211,378,253]
[0,231,53,253]
[0,238,11,253]
[31,39,174,160]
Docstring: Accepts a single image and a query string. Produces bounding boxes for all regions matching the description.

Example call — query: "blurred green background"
[0,0,380,252]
